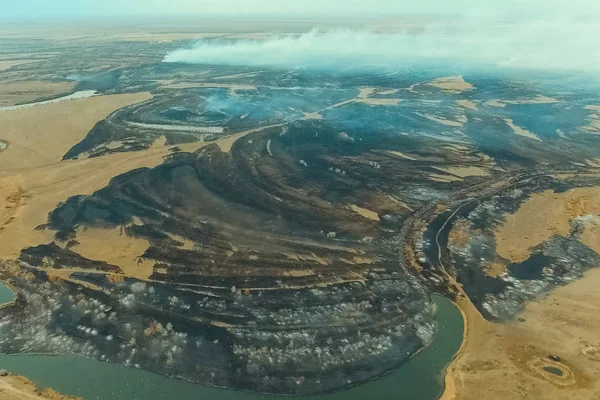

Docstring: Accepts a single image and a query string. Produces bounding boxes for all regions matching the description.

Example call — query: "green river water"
[0,283,463,400]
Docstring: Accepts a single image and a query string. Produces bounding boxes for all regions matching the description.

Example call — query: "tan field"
[0,81,75,107]
[355,98,401,106]
[0,92,151,170]
[487,96,559,108]
[0,374,80,400]
[504,118,543,142]
[443,184,600,400]
[429,173,463,183]
[422,113,467,127]
[349,204,380,221]
[425,76,475,93]
[442,267,600,400]
[582,107,600,134]
[495,186,600,263]
[72,227,154,280]
[383,150,417,160]
[302,112,324,120]
[0,93,170,264]
[0,60,42,71]
[0,91,278,269]
[433,166,490,178]
[161,82,257,93]
[456,100,478,110]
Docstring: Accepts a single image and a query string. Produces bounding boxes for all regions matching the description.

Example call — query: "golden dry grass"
[425,76,474,93]
[456,100,478,110]
[0,375,80,400]
[349,204,380,221]
[0,81,74,107]
[383,150,417,160]
[0,92,151,170]
[429,173,463,182]
[433,166,490,178]
[72,227,154,280]
[486,96,559,108]
[354,98,401,106]
[442,267,600,400]
[0,93,168,261]
[0,60,42,71]
[495,187,600,263]
[422,113,467,127]
[504,118,543,142]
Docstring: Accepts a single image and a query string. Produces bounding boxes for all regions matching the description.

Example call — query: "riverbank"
[0,373,81,400]
[0,281,15,311]
[438,296,474,400]
[0,285,79,400]
[439,267,600,400]
[0,291,462,400]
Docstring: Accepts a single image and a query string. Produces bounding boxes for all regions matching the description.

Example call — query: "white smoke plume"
[164,14,600,75]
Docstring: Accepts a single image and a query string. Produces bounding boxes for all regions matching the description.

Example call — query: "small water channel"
[0,91,97,112]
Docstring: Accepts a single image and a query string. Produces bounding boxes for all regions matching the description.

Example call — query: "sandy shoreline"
[439,267,600,400]
[438,297,468,400]
[0,373,80,400]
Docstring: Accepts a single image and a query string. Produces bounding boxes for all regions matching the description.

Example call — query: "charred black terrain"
[2,38,600,397]
[5,118,498,394]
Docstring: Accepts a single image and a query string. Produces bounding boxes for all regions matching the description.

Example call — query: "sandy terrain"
[217,123,285,152]
[425,76,474,93]
[0,374,80,400]
[443,185,600,399]
[486,99,506,108]
[161,82,257,95]
[0,90,290,279]
[213,71,260,80]
[0,92,151,170]
[355,98,401,106]
[302,112,324,120]
[442,266,600,400]
[357,87,376,98]
[504,118,543,142]
[429,173,463,183]
[0,60,42,71]
[433,166,490,178]
[582,106,600,134]
[495,186,600,263]
[578,217,600,254]
[383,150,417,160]
[448,218,472,247]
[349,204,380,221]
[456,100,478,110]
[422,114,467,127]
[0,93,169,263]
[73,227,154,280]
[0,81,75,107]
[488,95,559,108]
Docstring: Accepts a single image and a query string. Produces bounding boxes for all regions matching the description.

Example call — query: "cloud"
[164,15,600,75]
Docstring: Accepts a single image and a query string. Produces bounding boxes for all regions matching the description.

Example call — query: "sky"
[3,0,598,19]
[4,0,600,75]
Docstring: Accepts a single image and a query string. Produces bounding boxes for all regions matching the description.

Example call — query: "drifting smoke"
[164,15,600,74]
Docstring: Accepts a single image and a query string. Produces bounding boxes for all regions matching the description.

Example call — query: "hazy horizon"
[3,0,599,20]
[3,0,600,76]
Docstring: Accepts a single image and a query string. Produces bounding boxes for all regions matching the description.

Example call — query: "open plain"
[0,19,599,400]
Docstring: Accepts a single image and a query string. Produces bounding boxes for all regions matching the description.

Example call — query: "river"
[0,283,14,305]
[0,282,462,400]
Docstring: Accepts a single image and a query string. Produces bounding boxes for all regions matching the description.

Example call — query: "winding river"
[0,282,462,400]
